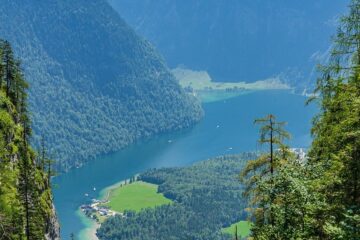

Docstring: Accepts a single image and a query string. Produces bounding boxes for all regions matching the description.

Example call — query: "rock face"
[109,0,347,89]
[45,205,61,240]
[0,0,203,171]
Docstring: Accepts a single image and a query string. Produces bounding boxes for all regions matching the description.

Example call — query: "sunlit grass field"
[222,221,252,238]
[104,181,172,212]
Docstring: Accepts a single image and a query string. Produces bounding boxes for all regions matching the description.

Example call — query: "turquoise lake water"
[53,90,317,239]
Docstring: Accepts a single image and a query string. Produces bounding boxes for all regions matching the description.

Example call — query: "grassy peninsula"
[104,181,172,213]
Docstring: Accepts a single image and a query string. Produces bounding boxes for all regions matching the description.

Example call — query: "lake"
[53,90,317,239]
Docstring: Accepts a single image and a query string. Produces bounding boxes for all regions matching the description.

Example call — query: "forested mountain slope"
[0,40,59,240]
[109,0,347,89]
[0,0,203,171]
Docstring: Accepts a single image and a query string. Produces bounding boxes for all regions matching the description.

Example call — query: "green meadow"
[222,221,252,238]
[104,181,172,212]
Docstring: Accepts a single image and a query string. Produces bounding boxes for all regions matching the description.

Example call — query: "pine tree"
[307,0,360,238]
[234,225,238,240]
[240,114,291,238]
[0,40,58,239]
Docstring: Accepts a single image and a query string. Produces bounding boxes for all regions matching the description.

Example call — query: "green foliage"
[0,0,203,172]
[97,154,256,240]
[0,40,57,239]
[240,115,297,239]
[240,1,360,239]
[306,0,360,238]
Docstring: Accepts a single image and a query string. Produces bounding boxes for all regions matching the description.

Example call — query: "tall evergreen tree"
[234,225,238,240]
[0,40,59,239]
[240,114,291,238]
[307,0,360,238]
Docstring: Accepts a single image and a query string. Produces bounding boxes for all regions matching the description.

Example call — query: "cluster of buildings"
[80,199,116,219]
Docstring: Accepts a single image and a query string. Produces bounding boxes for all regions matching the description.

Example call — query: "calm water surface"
[53,90,317,239]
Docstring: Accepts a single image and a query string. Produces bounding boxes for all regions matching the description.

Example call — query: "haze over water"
[53,90,317,239]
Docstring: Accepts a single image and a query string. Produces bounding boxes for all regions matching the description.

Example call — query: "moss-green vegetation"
[222,221,252,238]
[104,181,172,213]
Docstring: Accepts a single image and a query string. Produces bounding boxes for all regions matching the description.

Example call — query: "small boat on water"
[84,193,89,197]
[93,187,96,191]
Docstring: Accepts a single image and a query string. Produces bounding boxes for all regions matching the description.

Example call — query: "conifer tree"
[234,225,238,240]
[240,114,290,238]
[307,0,360,238]
[0,40,58,239]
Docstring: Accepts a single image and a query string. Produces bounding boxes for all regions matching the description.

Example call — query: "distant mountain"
[0,0,203,171]
[109,0,348,89]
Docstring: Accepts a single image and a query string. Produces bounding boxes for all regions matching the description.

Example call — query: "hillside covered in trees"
[97,154,256,240]
[0,40,59,240]
[0,0,203,171]
[110,0,347,90]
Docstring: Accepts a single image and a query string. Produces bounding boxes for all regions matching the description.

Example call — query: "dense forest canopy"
[0,0,203,171]
[0,40,59,240]
[97,154,256,240]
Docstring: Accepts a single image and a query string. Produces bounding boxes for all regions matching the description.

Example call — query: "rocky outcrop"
[45,204,61,240]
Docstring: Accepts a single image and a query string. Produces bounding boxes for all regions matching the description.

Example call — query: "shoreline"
[99,175,139,201]
[77,176,139,240]
[196,89,293,103]
[77,209,100,240]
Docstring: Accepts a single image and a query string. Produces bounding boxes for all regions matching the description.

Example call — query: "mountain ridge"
[109,0,348,90]
[0,0,203,171]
